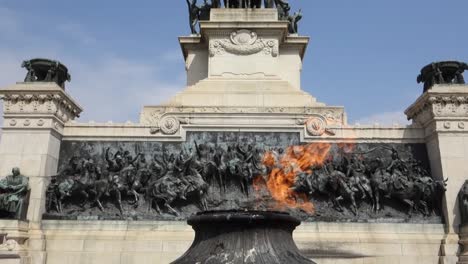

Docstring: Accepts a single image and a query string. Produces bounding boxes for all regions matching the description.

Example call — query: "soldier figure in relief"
[386,148,410,193]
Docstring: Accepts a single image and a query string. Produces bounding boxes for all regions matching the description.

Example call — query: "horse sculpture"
[146,173,209,216]
[292,163,358,215]
[369,158,447,216]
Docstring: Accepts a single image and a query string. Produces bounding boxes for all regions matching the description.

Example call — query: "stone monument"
[0,2,466,264]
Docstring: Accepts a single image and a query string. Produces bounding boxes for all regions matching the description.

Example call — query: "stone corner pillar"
[405,81,468,263]
[0,81,82,223]
[0,78,82,264]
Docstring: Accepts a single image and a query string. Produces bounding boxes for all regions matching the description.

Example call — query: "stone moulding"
[140,106,345,125]
[140,106,345,137]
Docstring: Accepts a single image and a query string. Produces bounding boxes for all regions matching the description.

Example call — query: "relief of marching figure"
[44,132,447,222]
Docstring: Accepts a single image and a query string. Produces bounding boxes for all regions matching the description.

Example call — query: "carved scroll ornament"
[210,30,278,57]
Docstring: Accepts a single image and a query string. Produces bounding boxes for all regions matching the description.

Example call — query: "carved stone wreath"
[160,116,180,135]
[306,116,327,136]
[210,30,278,57]
[296,115,335,137]
[149,116,189,135]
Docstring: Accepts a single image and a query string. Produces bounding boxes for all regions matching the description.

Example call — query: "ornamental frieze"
[406,94,468,126]
[1,91,81,123]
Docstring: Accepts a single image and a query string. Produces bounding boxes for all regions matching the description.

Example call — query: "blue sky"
[0,0,467,125]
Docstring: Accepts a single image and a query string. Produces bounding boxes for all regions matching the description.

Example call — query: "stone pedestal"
[0,82,82,264]
[0,221,30,264]
[0,82,82,222]
[406,84,468,263]
[175,8,323,109]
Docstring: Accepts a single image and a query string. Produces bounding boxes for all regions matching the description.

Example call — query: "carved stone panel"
[44,132,444,223]
[209,30,278,57]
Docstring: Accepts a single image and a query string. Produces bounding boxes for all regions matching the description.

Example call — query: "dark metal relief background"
[43,132,445,223]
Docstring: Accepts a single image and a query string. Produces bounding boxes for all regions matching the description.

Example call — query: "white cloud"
[66,56,183,122]
[0,8,185,124]
[353,111,410,126]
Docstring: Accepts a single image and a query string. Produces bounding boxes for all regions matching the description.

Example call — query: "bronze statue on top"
[417,61,468,92]
[0,168,29,220]
[186,0,201,34]
[21,58,71,89]
[185,0,303,34]
[288,9,302,34]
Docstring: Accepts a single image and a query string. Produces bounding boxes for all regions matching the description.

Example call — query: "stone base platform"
[0,221,30,264]
[32,220,451,264]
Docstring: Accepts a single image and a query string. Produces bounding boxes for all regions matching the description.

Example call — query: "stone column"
[406,83,468,263]
[0,81,82,264]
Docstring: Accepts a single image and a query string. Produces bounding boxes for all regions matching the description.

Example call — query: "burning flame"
[258,143,332,214]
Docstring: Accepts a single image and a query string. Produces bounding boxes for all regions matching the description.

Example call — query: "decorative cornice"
[139,106,345,136]
[141,106,344,124]
[0,83,83,130]
[405,86,468,132]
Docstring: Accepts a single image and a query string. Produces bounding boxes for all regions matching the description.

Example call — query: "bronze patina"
[0,168,29,220]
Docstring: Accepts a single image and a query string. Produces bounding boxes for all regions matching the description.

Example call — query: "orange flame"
[257,143,332,214]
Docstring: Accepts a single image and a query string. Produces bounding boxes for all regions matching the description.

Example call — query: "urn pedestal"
[171,210,315,264]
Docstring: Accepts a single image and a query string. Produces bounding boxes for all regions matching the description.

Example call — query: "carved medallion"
[305,116,327,136]
[160,116,181,135]
[210,30,278,57]
[231,30,258,45]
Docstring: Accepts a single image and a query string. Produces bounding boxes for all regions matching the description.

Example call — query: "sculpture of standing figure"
[455,65,466,84]
[288,9,302,34]
[264,0,275,8]
[243,0,261,8]
[460,180,468,226]
[275,0,290,20]
[21,60,36,82]
[199,0,212,21]
[186,0,201,34]
[432,63,445,84]
[0,168,29,219]
[224,0,240,8]
[212,0,222,8]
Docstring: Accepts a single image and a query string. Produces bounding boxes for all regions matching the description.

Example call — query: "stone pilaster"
[0,82,82,264]
[405,84,468,263]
